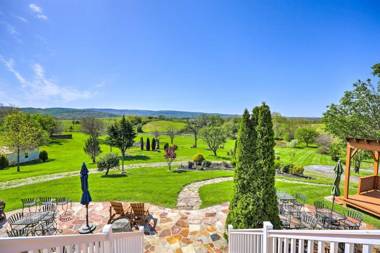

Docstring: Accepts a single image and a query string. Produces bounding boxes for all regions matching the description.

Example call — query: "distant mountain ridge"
[21,107,236,119]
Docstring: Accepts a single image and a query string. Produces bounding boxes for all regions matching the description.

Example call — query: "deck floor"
[341,190,380,217]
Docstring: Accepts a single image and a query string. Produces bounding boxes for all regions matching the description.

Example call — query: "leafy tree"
[107,116,136,174]
[152,138,156,151]
[199,126,226,156]
[0,105,18,123]
[167,127,177,144]
[164,145,176,170]
[83,136,102,163]
[315,134,333,154]
[81,117,104,138]
[32,114,61,137]
[222,118,240,140]
[323,72,380,140]
[186,117,207,148]
[97,153,120,176]
[146,138,151,151]
[140,137,144,150]
[295,127,318,147]
[3,112,46,172]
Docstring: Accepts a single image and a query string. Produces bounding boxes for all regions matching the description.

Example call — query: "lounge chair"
[130,203,149,226]
[108,201,132,224]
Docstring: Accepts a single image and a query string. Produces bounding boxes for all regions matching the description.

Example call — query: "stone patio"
[0,202,229,253]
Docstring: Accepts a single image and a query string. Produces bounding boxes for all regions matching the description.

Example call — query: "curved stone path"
[177,177,233,210]
[0,161,184,190]
[176,177,331,210]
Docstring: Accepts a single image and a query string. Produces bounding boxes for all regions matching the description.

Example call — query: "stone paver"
[177,177,232,210]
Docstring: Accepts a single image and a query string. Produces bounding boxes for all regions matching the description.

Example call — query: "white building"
[0,146,39,165]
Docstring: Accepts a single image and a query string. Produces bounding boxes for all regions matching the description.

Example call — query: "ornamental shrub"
[192,153,205,165]
[290,165,304,175]
[97,153,120,176]
[0,155,9,169]
[39,150,48,162]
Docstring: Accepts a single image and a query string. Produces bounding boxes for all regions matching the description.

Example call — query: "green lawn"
[1,167,233,211]
[0,132,235,182]
[142,120,186,133]
[1,131,345,182]
[199,179,380,228]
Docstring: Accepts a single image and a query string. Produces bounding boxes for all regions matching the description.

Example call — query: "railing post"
[102,224,113,253]
[262,221,273,253]
[139,226,144,253]
[228,224,233,253]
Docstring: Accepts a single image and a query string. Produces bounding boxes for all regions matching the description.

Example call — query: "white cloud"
[29,3,48,20]
[14,15,28,23]
[0,56,95,102]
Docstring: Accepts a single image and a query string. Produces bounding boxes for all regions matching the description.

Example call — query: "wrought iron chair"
[7,212,24,230]
[7,228,30,237]
[39,197,54,206]
[36,204,58,235]
[299,212,318,229]
[56,197,72,221]
[21,198,37,213]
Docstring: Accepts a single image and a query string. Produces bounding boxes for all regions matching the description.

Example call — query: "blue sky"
[0,1,379,116]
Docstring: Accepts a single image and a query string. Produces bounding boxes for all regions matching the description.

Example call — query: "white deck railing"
[0,225,144,253]
[228,222,380,253]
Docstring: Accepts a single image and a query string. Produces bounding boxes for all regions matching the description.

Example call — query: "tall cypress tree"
[227,104,280,229]
[140,137,144,150]
[227,109,258,228]
[146,137,151,151]
[152,138,156,151]
[255,103,280,228]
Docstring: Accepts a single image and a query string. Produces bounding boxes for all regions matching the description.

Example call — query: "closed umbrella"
[330,160,344,219]
[79,162,96,234]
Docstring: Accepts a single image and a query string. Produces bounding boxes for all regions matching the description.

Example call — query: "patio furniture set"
[6,197,71,237]
[108,201,158,235]
[278,192,363,230]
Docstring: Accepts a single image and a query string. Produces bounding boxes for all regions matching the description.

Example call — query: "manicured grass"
[1,167,233,211]
[199,179,380,228]
[142,120,186,133]
[0,132,235,182]
[274,146,335,166]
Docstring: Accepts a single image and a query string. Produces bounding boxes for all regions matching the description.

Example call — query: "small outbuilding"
[0,146,40,165]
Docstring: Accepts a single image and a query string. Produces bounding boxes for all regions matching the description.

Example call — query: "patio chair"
[7,212,24,230]
[108,201,132,224]
[39,197,54,206]
[298,212,318,229]
[0,200,6,222]
[21,198,37,213]
[341,210,363,230]
[55,197,72,221]
[7,228,30,237]
[130,203,149,226]
[314,201,327,222]
[35,204,58,235]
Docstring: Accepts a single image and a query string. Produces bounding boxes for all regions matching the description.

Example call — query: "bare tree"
[81,117,104,138]
[167,127,177,144]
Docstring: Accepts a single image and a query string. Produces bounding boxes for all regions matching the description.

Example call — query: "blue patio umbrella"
[79,162,96,234]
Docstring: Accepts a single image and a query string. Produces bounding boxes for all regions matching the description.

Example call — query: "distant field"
[142,120,186,133]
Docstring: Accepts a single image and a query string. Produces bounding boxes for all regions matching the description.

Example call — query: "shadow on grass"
[101,174,127,178]
[172,170,188,174]
[123,155,150,161]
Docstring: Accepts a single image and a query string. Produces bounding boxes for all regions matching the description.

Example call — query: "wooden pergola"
[341,138,380,217]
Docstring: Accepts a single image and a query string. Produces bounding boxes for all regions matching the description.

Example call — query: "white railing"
[228,222,380,253]
[0,225,144,253]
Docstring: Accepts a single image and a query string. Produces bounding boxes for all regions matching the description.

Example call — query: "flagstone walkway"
[177,177,233,210]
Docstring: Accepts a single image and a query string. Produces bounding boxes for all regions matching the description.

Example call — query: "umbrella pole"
[86,204,89,228]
